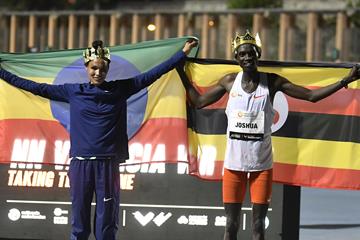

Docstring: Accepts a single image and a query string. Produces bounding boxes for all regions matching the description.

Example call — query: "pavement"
[300,187,360,240]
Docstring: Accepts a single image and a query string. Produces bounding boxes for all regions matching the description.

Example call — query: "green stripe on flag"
[0,36,199,78]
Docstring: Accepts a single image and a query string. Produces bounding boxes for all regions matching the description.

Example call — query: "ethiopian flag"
[184,58,360,190]
[0,37,198,168]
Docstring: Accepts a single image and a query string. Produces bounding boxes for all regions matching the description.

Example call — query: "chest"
[228,80,268,112]
[70,88,126,115]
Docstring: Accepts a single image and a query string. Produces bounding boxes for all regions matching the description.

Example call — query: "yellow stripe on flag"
[186,131,360,170]
[188,129,226,161]
[273,136,360,170]
[145,70,187,119]
[259,67,356,87]
[185,63,240,87]
[0,77,56,120]
[186,62,359,89]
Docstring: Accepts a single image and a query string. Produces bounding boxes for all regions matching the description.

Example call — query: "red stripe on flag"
[0,118,189,165]
[286,87,360,116]
[193,85,229,109]
[0,118,188,164]
[274,162,360,190]
[186,155,224,180]
[0,119,68,164]
[129,117,188,163]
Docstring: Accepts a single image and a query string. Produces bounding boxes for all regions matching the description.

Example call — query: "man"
[0,39,197,240]
[176,31,359,240]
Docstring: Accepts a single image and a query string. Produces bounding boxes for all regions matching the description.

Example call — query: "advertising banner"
[0,164,283,239]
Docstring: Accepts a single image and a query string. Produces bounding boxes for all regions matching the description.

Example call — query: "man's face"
[86,58,109,86]
[236,44,258,72]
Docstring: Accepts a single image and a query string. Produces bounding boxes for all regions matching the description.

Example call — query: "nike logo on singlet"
[253,94,265,99]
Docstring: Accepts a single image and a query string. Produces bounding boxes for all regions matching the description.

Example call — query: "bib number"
[228,110,264,141]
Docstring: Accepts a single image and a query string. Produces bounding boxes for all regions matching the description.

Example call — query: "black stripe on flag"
[187,108,360,143]
[187,108,227,134]
[273,112,360,143]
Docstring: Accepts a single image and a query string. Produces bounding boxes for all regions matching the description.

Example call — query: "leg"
[68,160,95,240]
[224,203,242,240]
[249,169,273,240]
[94,159,120,240]
[222,169,248,240]
[252,203,268,240]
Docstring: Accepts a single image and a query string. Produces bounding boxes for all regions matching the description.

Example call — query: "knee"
[252,218,265,233]
[226,217,240,233]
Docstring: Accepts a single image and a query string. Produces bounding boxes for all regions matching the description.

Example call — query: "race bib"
[228,110,264,141]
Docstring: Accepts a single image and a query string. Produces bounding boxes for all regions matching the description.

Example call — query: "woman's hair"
[92,40,104,49]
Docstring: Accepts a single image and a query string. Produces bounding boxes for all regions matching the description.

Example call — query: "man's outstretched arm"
[275,65,360,103]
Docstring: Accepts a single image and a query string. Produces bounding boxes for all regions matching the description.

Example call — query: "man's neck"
[242,69,259,83]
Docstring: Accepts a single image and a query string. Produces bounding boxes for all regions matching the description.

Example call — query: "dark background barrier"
[0,163,284,240]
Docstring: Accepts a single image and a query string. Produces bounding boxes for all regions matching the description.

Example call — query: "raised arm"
[176,65,233,109]
[128,40,198,95]
[0,68,70,102]
[273,65,360,102]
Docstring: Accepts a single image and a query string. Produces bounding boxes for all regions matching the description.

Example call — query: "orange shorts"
[222,168,273,204]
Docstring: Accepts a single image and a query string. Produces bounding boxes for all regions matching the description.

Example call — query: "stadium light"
[147,24,156,31]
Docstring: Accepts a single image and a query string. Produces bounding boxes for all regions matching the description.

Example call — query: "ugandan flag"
[184,58,360,190]
[0,37,198,167]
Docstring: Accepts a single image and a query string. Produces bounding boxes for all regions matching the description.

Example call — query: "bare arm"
[176,65,234,108]
[273,65,359,102]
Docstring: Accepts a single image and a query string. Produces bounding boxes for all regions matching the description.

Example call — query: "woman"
[0,39,197,240]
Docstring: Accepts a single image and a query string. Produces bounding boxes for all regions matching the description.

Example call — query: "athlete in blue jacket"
[0,39,197,240]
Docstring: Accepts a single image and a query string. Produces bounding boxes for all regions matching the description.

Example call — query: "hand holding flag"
[340,65,360,88]
[182,39,198,55]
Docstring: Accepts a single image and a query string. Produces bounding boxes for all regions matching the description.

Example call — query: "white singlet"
[224,71,275,172]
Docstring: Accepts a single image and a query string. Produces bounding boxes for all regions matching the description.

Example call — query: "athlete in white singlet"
[224,71,274,172]
[177,31,360,240]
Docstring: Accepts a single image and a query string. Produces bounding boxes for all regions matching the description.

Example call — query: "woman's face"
[86,58,109,86]
[236,44,259,72]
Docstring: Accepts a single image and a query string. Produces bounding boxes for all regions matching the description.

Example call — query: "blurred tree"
[226,0,282,30]
[347,0,360,27]
[347,0,360,6]
[0,0,116,10]
[228,0,282,8]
